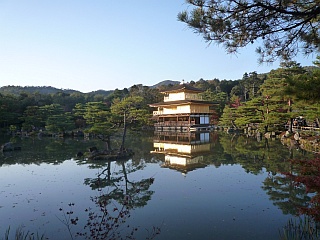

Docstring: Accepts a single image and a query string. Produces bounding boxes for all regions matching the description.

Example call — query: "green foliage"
[0,94,22,128]
[218,79,239,95]
[222,62,318,131]
[111,96,151,127]
[45,113,75,134]
[286,69,320,103]
[21,106,44,131]
[0,85,80,95]
[111,96,151,152]
[178,0,320,62]
[234,98,264,128]
[293,103,320,124]
[129,85,162,107]
[0,63,319,134]
[81,102,115,137]
[200,89,228,118]
[39,103,64,117]
[229,72,265,102]
[313,55,320,67]
[219,106,238,127]
[104,88,130,106]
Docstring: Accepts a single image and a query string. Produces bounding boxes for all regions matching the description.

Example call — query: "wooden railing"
[294,126,320,131]
[153,110,215,116]
[155,121,195,127]
[285,125,320,132]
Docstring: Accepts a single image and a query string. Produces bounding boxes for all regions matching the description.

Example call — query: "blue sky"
[0,1,316,93]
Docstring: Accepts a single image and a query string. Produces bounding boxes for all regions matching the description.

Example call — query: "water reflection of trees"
[218,133,316,218]
[124,132,162,164]
[283,157,320,221]
[81,159,157,239]
[278,157,320,239]
[262,174,310,216]
[218,133,314,174]
[0,137,106,166]
[0,131,160,166]
[3,131,319,234]
[84,160,154,208]
[149,131,316,221]
[148,131,314,175]
[0,133,161,239]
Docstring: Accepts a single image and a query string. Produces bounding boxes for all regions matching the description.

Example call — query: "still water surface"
[0,132,315,239]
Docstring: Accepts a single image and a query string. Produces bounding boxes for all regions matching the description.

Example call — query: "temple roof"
[160,83,204,93]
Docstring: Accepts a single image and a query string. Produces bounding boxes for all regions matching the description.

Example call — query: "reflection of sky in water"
[0,133,312,239]
[130,164,285,240]
[0,160,95,237]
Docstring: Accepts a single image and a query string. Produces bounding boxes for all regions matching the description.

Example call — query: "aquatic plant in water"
[280,216,319,240]
[4,226,46,240]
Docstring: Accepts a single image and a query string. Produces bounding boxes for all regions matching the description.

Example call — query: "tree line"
[218,60,320,132]
[0,59,319,136]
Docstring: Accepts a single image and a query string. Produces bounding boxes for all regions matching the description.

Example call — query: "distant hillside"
[0,81,182,96]
[86,89,113,96]
[151,80,180,88]
[0,85,81,95]
[304,66,319,72]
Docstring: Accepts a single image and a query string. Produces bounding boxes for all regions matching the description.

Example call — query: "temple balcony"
[154,121,196,127]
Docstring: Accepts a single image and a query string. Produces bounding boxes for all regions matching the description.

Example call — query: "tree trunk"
[264,138,270,151]
[231,120,237,129]
[252,83,255,98]
[105,135,111,151]
[244,87,247,101]
[122,162,128,193]
[316,118,320,128]
[120,112,127,153]
[289,118,293,133]
[107,162,111,182]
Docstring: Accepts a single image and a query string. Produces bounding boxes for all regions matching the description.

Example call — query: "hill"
[86,89,113,96]
[150,80,180,88]
[0,85,81,95]
[0,80,181,96]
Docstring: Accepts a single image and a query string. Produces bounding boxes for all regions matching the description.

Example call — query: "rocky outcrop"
[299,136,320,153]
[280,132,320,153]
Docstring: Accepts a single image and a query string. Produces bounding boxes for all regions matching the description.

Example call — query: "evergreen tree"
[111,96,150,153]
[178,0,320,62]
[45,113,75,135]
[82,102,115,150]
[21,106,43,131]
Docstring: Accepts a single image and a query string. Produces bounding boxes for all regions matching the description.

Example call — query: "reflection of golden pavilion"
[151,132,212,174]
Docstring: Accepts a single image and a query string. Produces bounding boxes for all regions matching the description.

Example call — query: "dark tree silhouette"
[178,0,320,63]
[60,160,158,239]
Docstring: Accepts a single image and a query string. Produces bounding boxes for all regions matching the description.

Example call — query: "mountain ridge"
[0,80,181,95]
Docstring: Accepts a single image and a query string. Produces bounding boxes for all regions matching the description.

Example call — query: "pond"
[0,131,317,239]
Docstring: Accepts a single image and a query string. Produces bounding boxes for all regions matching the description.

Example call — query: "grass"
[3,226,46,240]
[280,216,320,240]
